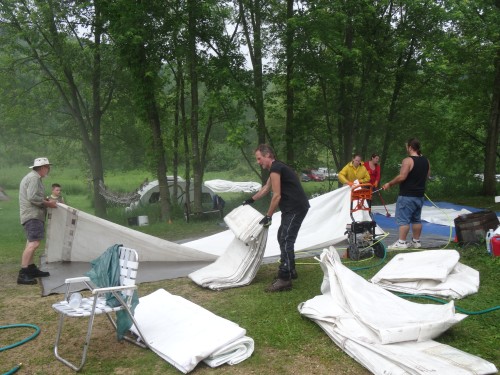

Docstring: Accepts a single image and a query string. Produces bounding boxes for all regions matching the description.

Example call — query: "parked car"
[301,173,311,182]
[302,169,325,182]
[317,167,338,180]
[474,173,500,182]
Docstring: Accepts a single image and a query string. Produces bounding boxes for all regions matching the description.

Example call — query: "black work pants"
[277,209,308,280]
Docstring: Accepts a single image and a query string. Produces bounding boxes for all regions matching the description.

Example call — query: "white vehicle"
[474,173,500,182]
[317,167,338,180]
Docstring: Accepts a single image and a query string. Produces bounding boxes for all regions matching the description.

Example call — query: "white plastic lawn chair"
[52,246,148,371]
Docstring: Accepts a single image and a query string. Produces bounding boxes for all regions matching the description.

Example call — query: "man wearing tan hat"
[18,157,57,285]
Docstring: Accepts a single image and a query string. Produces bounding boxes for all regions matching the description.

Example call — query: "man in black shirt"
[243,144,310,292]
[382,138,430,250]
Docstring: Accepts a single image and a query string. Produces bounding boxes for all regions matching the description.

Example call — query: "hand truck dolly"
[345,183,386,261]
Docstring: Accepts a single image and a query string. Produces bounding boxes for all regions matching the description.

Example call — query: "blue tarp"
[373,201,492,239]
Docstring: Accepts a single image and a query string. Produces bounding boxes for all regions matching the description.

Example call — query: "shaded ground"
[1,260,370,375]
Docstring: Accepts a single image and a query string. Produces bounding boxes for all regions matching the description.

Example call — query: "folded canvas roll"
[189,205,268,290]
[203,336,255,367]
[224,205,264,244]
[298,247,497,375]
[130,289,253,373]
[370,250,479,299]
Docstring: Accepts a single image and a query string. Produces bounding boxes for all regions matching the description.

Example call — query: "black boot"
[27,264,50,277]
[291,269,298,280]
[17,269,37,285]
[265,278,292,292]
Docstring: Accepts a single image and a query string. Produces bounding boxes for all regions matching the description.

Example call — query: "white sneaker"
[388,240,409,250]
[410,239,422,249]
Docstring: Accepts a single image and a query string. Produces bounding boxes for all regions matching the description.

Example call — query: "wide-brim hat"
[29,157,52,169]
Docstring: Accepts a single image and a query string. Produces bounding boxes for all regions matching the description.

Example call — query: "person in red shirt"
[364,153,381,187]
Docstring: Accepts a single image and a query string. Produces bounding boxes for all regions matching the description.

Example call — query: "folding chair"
[52,246,148,371]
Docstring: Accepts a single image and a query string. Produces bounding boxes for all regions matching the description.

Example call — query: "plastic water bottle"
[68,292,83,309]
[486,229,494,255]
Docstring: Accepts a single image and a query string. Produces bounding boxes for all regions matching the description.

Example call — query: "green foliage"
[205,143,241,171]
[1,0,500,217]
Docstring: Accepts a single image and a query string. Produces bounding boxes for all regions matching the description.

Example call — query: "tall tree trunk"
[338,16,355,165]
[172,61,181,202]
[285,0,295,167]
[187,0,203,213]
[482,44,500,196]
[381,38,416,169]
[90,1,107,217]
[28,0,110,217]
[180,66,191,208]
[137,43,172,222]
[238,0,268,183]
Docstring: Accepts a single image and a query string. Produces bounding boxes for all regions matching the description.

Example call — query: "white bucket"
[138,215,149,226]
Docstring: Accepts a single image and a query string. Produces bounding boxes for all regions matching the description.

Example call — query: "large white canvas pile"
[204,179,261,193]
[298,247,497,375]
[370,250,480,299]
[44,188,376,264]
[188,205,268,290]
[186,186,374,258]
[45,204,217,263]
[130,288,254,373]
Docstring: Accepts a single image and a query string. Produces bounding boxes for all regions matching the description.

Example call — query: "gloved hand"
[242,197,255,205]
[259,215,272,227]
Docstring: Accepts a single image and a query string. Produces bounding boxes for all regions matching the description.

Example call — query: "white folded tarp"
[370,250,480,299]
[44,188,352,263]
[45,204,216,263]
[223,205,264,243]
[204,179,262,193]
[202,336,254,368]
[45,187,380,264]
[298,247,497,374]
[185,186,376,258]
[130,288,254,373]
[188,205,268,290]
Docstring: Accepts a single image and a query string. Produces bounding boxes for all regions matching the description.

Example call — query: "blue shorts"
[23,219,45,242]
[395,196,425,226]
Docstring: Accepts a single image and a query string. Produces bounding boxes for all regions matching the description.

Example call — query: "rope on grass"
[1,324,41,375]
[397,294,500,315]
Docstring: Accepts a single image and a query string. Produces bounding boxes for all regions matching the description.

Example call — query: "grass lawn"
[1,169,499,374]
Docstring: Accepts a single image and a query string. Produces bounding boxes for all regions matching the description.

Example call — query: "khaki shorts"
[23,219,45,242]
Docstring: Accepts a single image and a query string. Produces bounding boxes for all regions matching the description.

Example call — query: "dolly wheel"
[373,242,386,258]
[348,244,360,261]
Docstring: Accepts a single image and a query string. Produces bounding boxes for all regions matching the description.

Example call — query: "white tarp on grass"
[298,247,497,374]
[130,288,254,373]
[45,204,217,263]
[370,250,480,299]
[45,187,474,266]
[204,179,262,193]
[185,186,372,258]
[188,205,268,290]
[45,187,358,263]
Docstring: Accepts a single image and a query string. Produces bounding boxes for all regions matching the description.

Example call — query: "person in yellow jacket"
[338,154,370,186]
